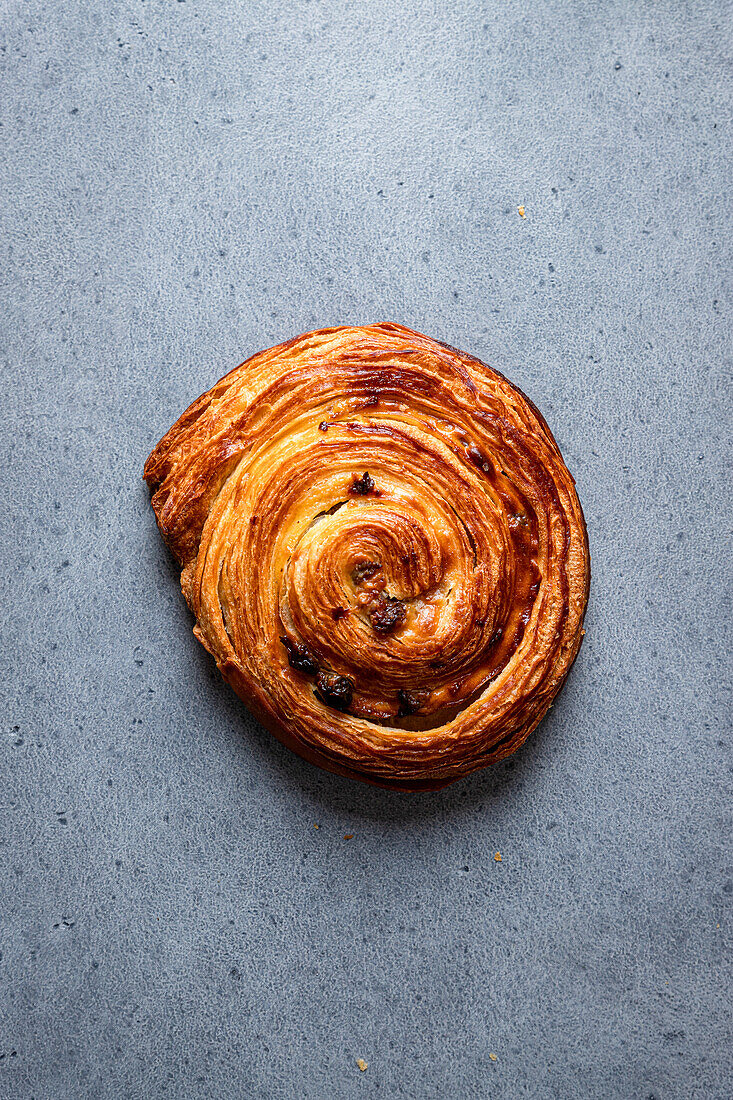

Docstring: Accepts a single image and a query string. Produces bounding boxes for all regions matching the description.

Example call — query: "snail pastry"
[144,324,589,790]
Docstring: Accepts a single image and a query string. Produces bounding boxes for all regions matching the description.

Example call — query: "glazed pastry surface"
[144,324,589,790]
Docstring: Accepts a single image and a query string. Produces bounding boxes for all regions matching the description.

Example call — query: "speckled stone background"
[1,1,730,1097]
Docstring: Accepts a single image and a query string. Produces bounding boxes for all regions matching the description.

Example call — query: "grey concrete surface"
[1,1,731,1097]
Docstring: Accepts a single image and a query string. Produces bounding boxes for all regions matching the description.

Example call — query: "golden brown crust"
[144,324,590,790]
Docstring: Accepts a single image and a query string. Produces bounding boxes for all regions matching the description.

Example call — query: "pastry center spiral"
[212,405,541,729]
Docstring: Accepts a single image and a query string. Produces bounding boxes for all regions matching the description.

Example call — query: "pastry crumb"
[494,851,502,862]
[489,1052,497,1062]
[314,824,319,829]
[518,206,525,218]
[344,834,354,840]
[356,1058,368,1072]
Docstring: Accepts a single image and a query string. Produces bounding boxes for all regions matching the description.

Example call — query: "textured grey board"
[0,1,731,1097]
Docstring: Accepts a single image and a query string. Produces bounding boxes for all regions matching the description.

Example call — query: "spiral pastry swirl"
[144,324,589,790]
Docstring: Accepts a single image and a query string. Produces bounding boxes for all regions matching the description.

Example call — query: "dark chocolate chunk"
[280,637,319,676]
[331,607,348,621]
[397,689,425,717]
[369,595,406,634]
[318,422,329,432]
[352,560,381,585]
[349,470,375,495]
[315,671,354,711]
